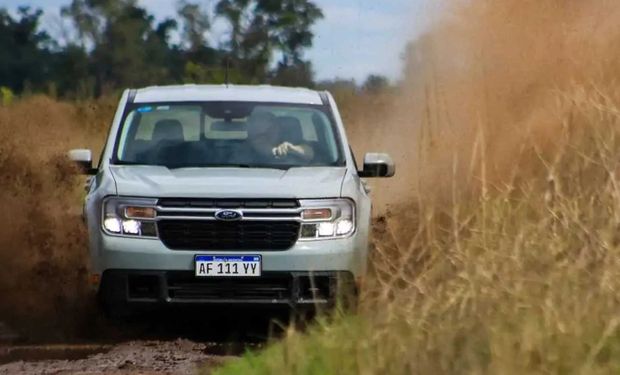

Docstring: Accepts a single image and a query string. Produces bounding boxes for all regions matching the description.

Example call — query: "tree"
[214,0,249,58]
[258,0,323,66]
[362,74,390,93]
[0,0,326,96]
[215,0,323,84]
[175,1,228,84]
[271,60,315,87]
[50,44,93,98]
[316,78,358,92]
[0,7,52,93]
[62,0,178,93]
[177,1,210,52]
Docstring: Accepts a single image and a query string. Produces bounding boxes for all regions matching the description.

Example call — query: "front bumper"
[92,234,368,278]
[100,270,355,307]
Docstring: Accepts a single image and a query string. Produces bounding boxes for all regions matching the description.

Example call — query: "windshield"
[113,102,344,169]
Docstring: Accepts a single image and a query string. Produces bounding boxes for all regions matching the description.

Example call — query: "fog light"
[140,222,157,237]
[103,217,121,233]
[336,219,354,235]
[125,206,156,219]
[302,208,332,220]
[301,224,318,238]
[318,222,335,237]
[122,219,141,235]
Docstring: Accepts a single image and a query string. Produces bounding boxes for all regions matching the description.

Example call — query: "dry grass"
[214,0,620,374]
[214,86,620,375]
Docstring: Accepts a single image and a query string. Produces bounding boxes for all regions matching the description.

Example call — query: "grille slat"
[167,274,293,300]
[158,198,299,209]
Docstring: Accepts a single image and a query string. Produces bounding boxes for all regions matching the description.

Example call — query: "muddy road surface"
[0,340,230,374]
[0,308,289,374]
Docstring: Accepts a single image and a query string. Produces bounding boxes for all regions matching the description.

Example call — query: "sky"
[0,0,437,82]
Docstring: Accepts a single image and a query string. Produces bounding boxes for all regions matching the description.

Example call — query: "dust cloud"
[0,96,113,340]
[349,0,620,211]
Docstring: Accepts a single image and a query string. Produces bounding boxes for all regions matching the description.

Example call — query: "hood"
[109,165,347,199]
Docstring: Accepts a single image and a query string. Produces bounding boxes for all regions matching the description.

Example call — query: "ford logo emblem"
[214,209,243,221]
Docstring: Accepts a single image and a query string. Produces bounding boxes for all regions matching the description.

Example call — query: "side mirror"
[68,149,97,175]
[358,153,395,178]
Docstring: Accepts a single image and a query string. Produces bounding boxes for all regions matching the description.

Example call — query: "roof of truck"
[133,84,325,105]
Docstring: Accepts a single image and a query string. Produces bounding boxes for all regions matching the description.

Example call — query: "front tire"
[98,276,135,321]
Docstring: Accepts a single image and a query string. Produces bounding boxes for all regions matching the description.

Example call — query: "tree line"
[0,0,329,98]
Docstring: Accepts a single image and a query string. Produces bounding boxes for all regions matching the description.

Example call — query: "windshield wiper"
[250,164,293,170]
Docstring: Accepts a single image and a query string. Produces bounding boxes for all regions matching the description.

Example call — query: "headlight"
[102,197,158,238]
[298,199,355,240]
[124,206,156,219]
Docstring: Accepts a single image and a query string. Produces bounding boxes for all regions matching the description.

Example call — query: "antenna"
[225,56,230,87]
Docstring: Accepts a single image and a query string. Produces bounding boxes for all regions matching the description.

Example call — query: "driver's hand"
[272,142,305,158]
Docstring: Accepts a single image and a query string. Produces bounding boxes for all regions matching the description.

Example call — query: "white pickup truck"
[70,84,394,316]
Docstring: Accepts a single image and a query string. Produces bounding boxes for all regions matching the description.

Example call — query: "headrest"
[248,111,278,137]
[277,116,303,144]
[152,119,184,142]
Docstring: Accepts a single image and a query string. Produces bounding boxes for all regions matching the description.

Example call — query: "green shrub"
[0,87,14,106]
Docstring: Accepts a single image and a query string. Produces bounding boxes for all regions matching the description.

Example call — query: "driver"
[237,111,314,164]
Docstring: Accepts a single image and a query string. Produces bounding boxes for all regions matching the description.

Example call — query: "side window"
[297,113,319,142]
[311,112,339,162]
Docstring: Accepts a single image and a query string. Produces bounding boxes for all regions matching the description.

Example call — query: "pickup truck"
[69,84,394,317]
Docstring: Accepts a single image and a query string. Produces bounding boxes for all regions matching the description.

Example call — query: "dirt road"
[0,340,230,374]
[0,309,283,374]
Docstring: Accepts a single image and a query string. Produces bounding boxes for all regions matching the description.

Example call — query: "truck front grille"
[157,220,301,250]
[155,198,302,251]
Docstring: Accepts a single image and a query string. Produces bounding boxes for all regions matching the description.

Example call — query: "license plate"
[195,255,262,277]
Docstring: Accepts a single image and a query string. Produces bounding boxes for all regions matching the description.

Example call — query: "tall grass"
[213,87,620,375]
[213,0,620,373]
